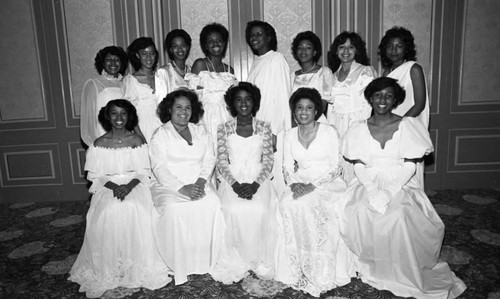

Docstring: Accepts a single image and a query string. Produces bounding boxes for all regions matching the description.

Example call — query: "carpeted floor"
[1,189,499,299]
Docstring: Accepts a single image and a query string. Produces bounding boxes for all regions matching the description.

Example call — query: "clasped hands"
[105,179,140,201]
[231,181,260,200]
[365,182,402,213]
[179,178,207,201]
[290,182,315,199]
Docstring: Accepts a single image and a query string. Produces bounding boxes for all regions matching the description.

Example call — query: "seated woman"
[341,77,466,298]
[211,82,277,283]
[80,45,128,146]
[274,88,355,297]
[149,89,224,285]
[69,100,171,298]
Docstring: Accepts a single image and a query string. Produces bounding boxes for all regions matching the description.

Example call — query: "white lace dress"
[149,122,224,285]
[274,123,355,297]
[341,118,466,298]
[69,145,171,298]
[211,118,278,283]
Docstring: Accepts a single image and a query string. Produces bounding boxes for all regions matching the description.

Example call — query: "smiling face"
[385,37,406,66]
[137,45,157,69]
[170,96,192,126]
[205,31,225,57]
[370,86,396,115]
[249,26,270,55]
[296,39,316,65]
[108,105,128,130]
[234,90,254,117]
[294,98,317,126]
[103,53,122,77]
[337,38,356,64]
[170,36,189,61]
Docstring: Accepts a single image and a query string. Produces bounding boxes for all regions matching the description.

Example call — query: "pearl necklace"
[138,69,155,78]
[298,122,317,141]
[207,57,225,72]
[300,63,317,74]
[172,61,187,76]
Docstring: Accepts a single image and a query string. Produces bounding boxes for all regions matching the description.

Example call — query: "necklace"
[138,69,155,78]
[111,132,126,143]
[172,61,187,76]
[174,125,193,146]
[298,122,317,141]
[300,63,317,74]
[206,57,225,72]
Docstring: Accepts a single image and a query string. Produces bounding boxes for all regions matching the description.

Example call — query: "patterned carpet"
[1,189,499,299]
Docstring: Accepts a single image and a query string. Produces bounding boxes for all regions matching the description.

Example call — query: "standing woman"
[211,82,277,283]
[341,77,465,298]
[69,100,171,298]
[291,31,333,123]
[149,89,224,285]
[158,29,192,92]
[379,26,429,128]
[185,23,238,148]
[327,31,376,138]
[123,37,168,143]
[275,88,354,297]
[80,46,128,146]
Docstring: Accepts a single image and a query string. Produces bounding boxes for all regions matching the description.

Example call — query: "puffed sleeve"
[217,121,237,185]
[84,146,106,193]
[198,125,216,181]
[282,129,301,185]
[399,117,434,159]
[358,66,377,120]
[312,125,342,187]
[121,75,139,107]
[80,79,99,146]
[255,120,274,184]
[319,66,334,102]
[184,73,201,90]
[149,127,185,192]
[341,120,372,164]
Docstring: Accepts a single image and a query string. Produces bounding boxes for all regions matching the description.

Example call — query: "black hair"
[327,31,370,72]
[199,23,229,57]
[157,89,204,124]
[245,20,277,55]
[378,26,417,69]
[224,82,261,117]
[364,77,406,109]
[98,99,138,132]
[291,31,322,63]
[164,29,192,61]
[289,88,323,121]
[94,46,128,75]
[127,37,159,71]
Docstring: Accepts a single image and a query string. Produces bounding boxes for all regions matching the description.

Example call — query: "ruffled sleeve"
[80,79,99,146]
[121,75,139,107]
[85,145,151,193]
[341,120,372,164]
[318,66,334,102]
[282,128,301,184]
[399,117,434,159]
[149,126,185,192]
[254,119,274,184]
[216,120,237,185]
[184,72,201,91]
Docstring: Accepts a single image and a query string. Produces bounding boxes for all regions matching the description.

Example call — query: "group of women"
[72,20,466,299]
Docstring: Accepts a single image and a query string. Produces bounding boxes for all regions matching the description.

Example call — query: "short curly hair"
[245,20,277,55]
[364,77,406,109]
[199,23,229,57]
[127,37,159,72]
[291,31,322,63]
[157,89,204,124]
[94,46,128,75]
[327,31,370,72]
[289,88,323,121]
[164,29,192,61]
[224,82,261,117]
[378,26,417,69]
[98,99,138,132]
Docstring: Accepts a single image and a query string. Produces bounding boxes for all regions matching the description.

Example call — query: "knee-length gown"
[68,145,171,298]
[341,117,466,298]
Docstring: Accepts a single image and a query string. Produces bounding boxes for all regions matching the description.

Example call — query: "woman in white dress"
[149,89,224,285]
[290,31,332,124]
[245,20,292,195]
[185,23,238,148]
[158,29,191,93]
[327,31,376,138]
[341,77,465,298]
[123,37,168,143]
[275,88,354,297]
[80,46,128,146]
[69,100,171,298]
[211,82,277,283]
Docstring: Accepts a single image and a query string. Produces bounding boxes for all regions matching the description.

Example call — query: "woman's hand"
[290,182,315,199]
[238,182,260,200]
[179,178,206,201]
